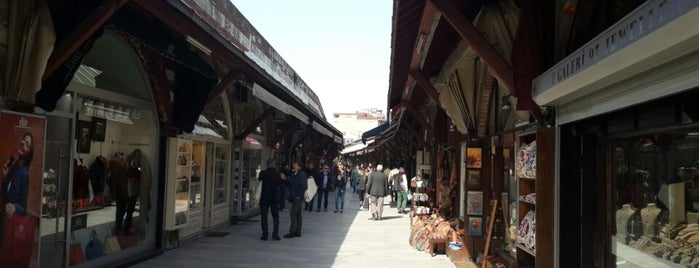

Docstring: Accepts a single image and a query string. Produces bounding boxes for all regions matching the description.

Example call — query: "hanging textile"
[2,0,55,108]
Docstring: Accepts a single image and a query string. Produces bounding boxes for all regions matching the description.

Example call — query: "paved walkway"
[133,192,474,268]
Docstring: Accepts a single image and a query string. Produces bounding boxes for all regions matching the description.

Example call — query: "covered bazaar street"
[133,194,475,268]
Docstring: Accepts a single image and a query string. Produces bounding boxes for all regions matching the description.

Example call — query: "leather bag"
[69,233,85,265]
[85,229,104,260]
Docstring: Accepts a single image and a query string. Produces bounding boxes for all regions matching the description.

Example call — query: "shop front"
[30,30,162,267]
[531,1,699,266]
[174,98,232,239]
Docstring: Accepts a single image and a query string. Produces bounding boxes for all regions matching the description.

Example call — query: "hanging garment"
[73,159,90,199]
[89,156,107,195]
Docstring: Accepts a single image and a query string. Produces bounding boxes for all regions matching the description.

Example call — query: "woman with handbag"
[1,132,36,267]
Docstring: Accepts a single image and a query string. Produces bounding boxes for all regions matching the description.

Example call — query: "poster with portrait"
[467,191,483,215]
[468,216,483,236]
[467,169,480,188]
[0,111,45,268]
[91,117,106,142]
[466,148,482,168]
[76,120,92,153]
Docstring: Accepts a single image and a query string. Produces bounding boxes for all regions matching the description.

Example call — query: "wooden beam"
[269,120,302,148]
[402,101,435,140]
[476,71,495,137]
[205,70,243,108]
[430,0,516,94]
[43,0,129,81]
[235,107,274,140]
[403,124,430,149]
[401,1,438,102]
[409,68,441,103]
[132,0,243,68]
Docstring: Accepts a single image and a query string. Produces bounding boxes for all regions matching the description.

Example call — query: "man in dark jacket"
[285,161,308,238]
[315,164,332,212]
[258,158,281,241]
[367,164,389,221]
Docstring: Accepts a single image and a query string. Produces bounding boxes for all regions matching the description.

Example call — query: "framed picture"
[466,148,482,168]
[467,169,480,188]
[91,117,106,142]
[467,191,483,215]
[468,216,483,236]
[76,120,92,153]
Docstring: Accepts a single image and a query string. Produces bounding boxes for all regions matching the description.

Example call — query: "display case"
[165,137,192,230]
[410,177,431,225]
[209,143,230,226]
[514,128,554,268]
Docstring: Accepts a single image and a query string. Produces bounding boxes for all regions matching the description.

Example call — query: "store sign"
[533,0,699,98]
[71,214,88,231]
[252,83,289,113]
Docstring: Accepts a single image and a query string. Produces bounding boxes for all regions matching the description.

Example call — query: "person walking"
[350,165,359,194]
[356,166,367,210]
[258,158,281,241]
[367,164,389,221]
[285,161,307,238]
[334,167,347,213]
[316,164,331,212]
[396,167,409,214]
[388,166,399,206]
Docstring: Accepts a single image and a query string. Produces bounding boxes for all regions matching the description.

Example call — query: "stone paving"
[132,192,475,268]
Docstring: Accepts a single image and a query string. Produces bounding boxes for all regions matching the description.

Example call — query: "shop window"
[612,128,699,267]
[65,94,159,264]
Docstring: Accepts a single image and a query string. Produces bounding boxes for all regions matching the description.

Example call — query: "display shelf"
[516,243,536,257]
[166,138,192,230]
[514,127,555,267]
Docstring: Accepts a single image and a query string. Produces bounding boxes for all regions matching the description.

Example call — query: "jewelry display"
[641,203,662,237]
[616,203,636,235]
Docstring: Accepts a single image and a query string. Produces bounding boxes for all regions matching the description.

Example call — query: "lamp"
[501,93,513,110]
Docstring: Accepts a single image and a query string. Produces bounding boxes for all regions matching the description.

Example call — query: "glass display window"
[611,128,699,267]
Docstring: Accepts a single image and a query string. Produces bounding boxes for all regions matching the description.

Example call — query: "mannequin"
[641,203,661,237]
[616,203,636,235]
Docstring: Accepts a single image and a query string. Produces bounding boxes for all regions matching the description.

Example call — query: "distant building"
[331,108,386,144]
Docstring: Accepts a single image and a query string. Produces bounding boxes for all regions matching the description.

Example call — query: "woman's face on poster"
[20,134,32,155]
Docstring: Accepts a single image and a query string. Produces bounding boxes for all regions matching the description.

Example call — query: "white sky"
[230,0,393,121]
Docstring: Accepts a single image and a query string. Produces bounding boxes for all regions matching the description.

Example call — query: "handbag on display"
[85,229,104,260]
[117,231,138,249]
[104,232,121,254]
[69,233,85,265]
[0,213,38,267]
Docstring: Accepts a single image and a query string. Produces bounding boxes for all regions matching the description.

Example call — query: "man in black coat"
[285,161,308,238]
[259,158,281,241]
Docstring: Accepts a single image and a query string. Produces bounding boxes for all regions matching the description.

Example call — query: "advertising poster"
[0,111,45,268]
